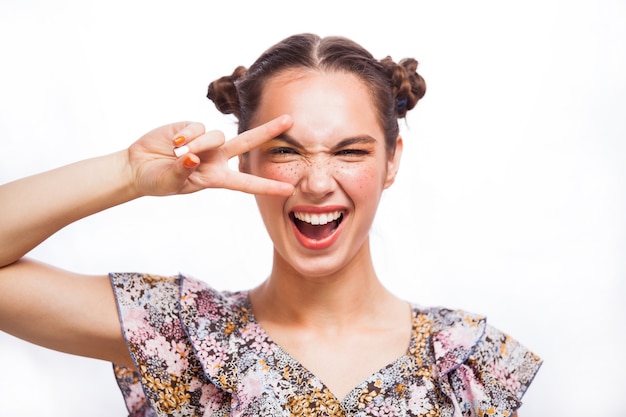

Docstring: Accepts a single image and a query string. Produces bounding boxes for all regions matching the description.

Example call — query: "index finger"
[222,115,293,158]
[224,170,295,196]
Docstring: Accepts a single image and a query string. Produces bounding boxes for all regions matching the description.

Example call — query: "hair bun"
[207,66,247,118]
[381,57,426,118]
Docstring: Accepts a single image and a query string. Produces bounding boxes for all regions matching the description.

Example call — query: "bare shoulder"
[0,258,132,367]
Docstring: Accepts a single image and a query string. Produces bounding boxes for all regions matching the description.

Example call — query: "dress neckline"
[241,291,420,404]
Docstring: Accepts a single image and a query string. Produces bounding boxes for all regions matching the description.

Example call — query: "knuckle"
[207,130,226,144]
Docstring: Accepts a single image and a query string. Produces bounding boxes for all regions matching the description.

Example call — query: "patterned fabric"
[110,273,541,417]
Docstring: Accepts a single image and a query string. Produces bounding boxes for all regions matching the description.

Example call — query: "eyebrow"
[273,134,378,151]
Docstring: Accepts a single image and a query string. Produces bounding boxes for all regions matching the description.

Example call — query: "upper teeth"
[294,210,343,225]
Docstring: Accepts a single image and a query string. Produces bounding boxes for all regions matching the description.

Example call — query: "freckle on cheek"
[264,164,301,182]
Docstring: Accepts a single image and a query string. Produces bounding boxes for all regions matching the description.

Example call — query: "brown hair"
[207,33,426,155]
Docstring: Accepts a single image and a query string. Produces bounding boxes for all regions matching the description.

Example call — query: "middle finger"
[222,115,293,158]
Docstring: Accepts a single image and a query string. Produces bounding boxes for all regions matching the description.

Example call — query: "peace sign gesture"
[128,115,295,197]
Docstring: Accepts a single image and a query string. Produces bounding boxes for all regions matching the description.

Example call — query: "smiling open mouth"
[290,210,344,241]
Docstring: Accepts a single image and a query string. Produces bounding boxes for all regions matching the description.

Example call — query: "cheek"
[255,161,307,184]
[335,163,381,196]
[251,156,386,194]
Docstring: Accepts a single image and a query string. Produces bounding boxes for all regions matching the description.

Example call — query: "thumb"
[180,153,200,170]
[166,153,200,193]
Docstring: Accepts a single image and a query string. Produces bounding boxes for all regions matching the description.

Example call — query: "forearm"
[0,150,138,266]
[0,117,294,266]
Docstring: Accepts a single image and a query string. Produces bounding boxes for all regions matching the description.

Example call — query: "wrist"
[112,149,143,201]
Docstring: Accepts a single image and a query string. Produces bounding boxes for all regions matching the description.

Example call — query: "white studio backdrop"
[0,1,624,416]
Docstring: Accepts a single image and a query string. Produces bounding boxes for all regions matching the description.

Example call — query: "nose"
[297,155,336,199]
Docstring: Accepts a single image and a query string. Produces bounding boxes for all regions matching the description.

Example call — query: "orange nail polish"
[183,155,198,168]
[173,136,186,147]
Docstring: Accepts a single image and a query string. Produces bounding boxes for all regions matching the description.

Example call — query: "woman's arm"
[0,117,293,267]
[0,116,293,364]
[0,148,143,366]
[0,260,133,366]
[0,150,136,266]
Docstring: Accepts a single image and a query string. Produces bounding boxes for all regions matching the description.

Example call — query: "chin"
[273,238,370,282]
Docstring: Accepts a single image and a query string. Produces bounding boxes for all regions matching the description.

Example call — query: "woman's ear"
[384,136,403,189]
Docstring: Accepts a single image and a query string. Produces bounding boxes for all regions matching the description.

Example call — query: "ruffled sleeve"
[431,308,542,417]
[109,272,231,417]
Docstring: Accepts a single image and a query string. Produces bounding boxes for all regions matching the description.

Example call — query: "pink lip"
[290,205,347,214]
[289,205,348,250]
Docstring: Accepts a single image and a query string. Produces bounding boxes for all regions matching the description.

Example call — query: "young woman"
[0,34,540,416]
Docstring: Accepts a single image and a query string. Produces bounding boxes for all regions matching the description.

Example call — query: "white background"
[1,1,624,416]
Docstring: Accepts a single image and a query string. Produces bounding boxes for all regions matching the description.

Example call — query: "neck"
[250,240,394,330]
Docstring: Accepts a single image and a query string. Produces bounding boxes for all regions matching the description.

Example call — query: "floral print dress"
[110,273,541,417]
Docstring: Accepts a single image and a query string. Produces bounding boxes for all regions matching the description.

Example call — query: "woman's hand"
[0,115,294,266]
[129,115,295,197]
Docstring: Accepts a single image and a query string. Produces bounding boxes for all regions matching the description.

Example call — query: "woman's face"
[241,70,402,279]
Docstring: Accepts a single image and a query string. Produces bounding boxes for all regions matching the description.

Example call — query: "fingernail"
[183,155,198,168]
[173,136,186,147]
[174,145,190,157]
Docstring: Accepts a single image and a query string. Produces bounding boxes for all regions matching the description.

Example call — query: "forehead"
[252,69,384,147]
